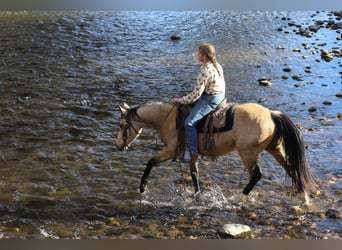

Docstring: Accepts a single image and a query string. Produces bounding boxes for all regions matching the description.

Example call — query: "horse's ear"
[119,102,130,114]
[122,102,130,110]
[118,104,127,114]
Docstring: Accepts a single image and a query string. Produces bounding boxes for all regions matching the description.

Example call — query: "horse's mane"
[127,107,140,120]
[126,101,169,120]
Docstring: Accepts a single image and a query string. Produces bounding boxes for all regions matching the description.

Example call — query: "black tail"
[271,111,316,193]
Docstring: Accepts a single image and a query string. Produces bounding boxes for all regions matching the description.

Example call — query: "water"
[0,11,341,239]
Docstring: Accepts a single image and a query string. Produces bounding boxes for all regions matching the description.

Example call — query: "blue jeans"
[184,93,225,155]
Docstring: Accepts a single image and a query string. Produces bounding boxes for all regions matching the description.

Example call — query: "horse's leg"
[243,163,262,195]
[238,150,262,195]
[189,161,200,194]
[266,148,312,206]
[139,149,174,193]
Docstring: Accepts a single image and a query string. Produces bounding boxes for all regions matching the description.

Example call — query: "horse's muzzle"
[115,144,128,151]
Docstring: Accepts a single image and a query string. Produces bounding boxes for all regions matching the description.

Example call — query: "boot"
[190,153,199,162]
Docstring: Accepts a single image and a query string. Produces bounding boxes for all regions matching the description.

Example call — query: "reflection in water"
[0,11,341,238]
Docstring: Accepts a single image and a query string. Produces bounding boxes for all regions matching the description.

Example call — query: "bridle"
[120,110,142,150]
[119,105,176,150]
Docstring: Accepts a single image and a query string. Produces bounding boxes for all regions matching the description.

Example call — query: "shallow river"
[0,11,341,239]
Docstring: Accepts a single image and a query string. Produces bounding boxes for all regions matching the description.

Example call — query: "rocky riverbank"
[257,11,342,122]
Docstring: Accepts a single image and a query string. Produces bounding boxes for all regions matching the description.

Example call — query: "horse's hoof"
[140,180,147,193]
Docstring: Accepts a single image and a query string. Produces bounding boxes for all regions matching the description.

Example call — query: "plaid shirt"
[179,62,225,104]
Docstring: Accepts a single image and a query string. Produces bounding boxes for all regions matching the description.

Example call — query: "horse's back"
[232,103,275,148]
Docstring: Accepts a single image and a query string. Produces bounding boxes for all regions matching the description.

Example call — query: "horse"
[115,102,316,206]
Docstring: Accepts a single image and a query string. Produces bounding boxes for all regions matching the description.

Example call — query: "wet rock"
[218,224,251,239]
[337,112,342,120]
[283,67,292,72]
[323,101,332,105]
[302,43,311,50]
[334,11,342,18]
[297,28,311,37]
[108,217,121,226]
[282,75,289,79]
[325,209,341,219]
[336,92,342,98]
[321,49,342,62]
[292,75,302,81]
[257,77,272,87]
[170,34,181,40]
[258,80,272,87]
[308,25,321,32]
[291,206,305,216]
[308,106,317,112]
[248,212,258,221]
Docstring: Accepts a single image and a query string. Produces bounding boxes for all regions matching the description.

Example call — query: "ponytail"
[198,43,222,77]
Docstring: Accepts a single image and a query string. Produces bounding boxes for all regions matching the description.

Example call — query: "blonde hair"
[198,43,222,77]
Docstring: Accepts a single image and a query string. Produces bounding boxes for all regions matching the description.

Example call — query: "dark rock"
[336,92,342,98]
[170,34,181,40]
[308,106,317,112]
[308,25,321,32]
[325,209,341,219]
[291,206,305,216]
[257,78,272,87]
[283,67,292,72]
[323,101,332,105]
[259,80,272,87]
[337,112,342,120]
[292,75,302,81]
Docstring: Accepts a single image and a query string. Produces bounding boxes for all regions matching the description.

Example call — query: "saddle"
[174,99,238,161]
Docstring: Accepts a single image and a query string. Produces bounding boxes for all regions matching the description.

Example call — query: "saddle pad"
[196,102,238,133]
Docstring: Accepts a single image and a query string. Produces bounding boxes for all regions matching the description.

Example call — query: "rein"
[122,104,188,195]
[123,104,176,149]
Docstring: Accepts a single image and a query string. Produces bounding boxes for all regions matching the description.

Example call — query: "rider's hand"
[171,98,179,105]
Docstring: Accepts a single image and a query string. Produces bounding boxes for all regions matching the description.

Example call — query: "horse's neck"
[136,104,174,130]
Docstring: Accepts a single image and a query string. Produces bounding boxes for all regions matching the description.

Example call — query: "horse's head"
[115,102,142,151]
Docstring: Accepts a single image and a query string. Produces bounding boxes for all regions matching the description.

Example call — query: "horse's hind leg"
[266,148,312,206]
[190,161,200,194]
[238,150,262,195]
[243,163,262,195]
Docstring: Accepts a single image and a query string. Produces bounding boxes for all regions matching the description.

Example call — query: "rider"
[171,43,226,162]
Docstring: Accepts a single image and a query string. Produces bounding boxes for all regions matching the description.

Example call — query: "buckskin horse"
[115,102,316,206]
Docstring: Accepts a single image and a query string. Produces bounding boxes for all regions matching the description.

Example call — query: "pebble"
[259,80,272,87]
[308,106,317,112]
[336,92,342,98]
[108,217,121,226]
[170,34,181,40]
[338,112,342,120]
[292,75,302,81]
[218,224,252,239]
[283,67,292,72]
[291,206,305,216]
[323,101,332,105]
[325,209,341,219]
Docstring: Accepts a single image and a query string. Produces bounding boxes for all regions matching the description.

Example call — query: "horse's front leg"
[140,157,158,193]
[190,161,200,194]
[139,150,173,193]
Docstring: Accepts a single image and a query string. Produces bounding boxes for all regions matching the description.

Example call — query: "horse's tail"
[270,111,316,193]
